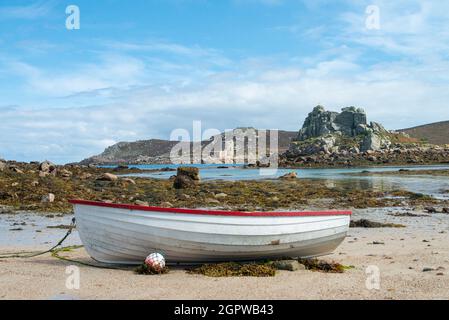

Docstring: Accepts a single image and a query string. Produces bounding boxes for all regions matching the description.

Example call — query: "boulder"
[173,167,200,189]
[59,169,73,178]
[39,161,57,174]
[361,132,382,152]
[177,167,200,181]
[214,193,228,199]
[173,175,196,189]
[41,193,55,203]
[10,166,24,174]
[272,260,304,271]
[97,173,118,182]
[279,172,298,180]
[121,178,136,185]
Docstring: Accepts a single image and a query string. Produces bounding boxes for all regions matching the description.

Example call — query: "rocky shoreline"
[1,159,448,215]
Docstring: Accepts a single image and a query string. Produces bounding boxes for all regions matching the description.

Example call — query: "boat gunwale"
[70,200,352,217]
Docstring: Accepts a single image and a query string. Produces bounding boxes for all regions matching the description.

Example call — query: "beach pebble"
[41,193,55,203]
[273,260,304,271]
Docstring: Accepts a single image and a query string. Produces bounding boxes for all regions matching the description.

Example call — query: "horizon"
[1,0,449,163]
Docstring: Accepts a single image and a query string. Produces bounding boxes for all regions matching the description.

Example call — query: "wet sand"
[1,208,448,300]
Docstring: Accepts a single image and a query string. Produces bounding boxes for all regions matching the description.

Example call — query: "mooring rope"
[0,218,77,259]
[0,217,131,270]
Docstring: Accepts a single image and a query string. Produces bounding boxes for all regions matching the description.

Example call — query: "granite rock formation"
[289,106,393,156]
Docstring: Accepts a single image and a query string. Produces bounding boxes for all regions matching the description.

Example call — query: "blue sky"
[0,0,448,163]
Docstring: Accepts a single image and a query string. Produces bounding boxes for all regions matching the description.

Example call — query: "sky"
[0,0,448,163]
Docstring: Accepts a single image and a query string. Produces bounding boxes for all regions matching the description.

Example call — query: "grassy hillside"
[399,121,449,145]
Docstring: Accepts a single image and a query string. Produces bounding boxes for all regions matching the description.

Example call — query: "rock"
[121,178,136,185]
[214,193,228,199]
[424,207,437,213]
[297,106,367,141]
[11,182,19,187]
[161,202,173,208]
[31,180,39,187]
[41,193,55,203]
[135,200,149,206]
[97,173,118,182]
[422,267,434,272]
[79,173,93,180]
[205,198,220,204]
[10,166,24,174]
[173,175,196,189]
[279,172,298,180]
[39,161,57,175]
[361,132,382,152]
[177,167,200,181]
[59,169,72,178]
[39,171,49,178]
[178,194,191,200]
[0,161,6,172]
[173,167,200,189]
[442,208,449,214]
[272,260,304,271]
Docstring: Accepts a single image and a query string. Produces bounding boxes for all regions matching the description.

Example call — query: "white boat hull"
[71,201,351,265]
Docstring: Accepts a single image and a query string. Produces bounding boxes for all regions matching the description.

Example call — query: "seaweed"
[134,263,169,275]
[298,258,353,273]
[350,219,405,228]
[186,262,276,277]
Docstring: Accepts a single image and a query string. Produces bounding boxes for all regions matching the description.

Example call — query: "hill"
[80,129,297,165]
[399,121,449,145]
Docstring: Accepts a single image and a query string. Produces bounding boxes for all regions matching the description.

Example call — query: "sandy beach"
[1,208,448,300]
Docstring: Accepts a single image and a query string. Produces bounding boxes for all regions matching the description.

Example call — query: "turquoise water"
[114,164,449,199]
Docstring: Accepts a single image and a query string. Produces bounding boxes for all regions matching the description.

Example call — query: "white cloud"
[0,0,55,20]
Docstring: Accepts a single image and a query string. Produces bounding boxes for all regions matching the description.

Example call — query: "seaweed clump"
[298,258,351,273]
[186,262,276,277]
[134,263,169,275]
[350,219,405,228]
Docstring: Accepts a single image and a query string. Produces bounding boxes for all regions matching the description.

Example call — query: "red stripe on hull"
[69,200,352,217]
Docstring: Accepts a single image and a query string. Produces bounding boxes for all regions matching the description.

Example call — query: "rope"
[0,218,77,259]
[0,217,130,270]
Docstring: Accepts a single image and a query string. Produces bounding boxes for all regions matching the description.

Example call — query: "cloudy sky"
[0,0,448,163]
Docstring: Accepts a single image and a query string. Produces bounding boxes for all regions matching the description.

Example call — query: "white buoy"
[144,253,165,271]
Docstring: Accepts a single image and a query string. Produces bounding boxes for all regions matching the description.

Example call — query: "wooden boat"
[70,200,351,265]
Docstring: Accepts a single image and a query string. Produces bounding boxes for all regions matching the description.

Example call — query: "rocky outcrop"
[289,106,395,157]
[298,106,367,140]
